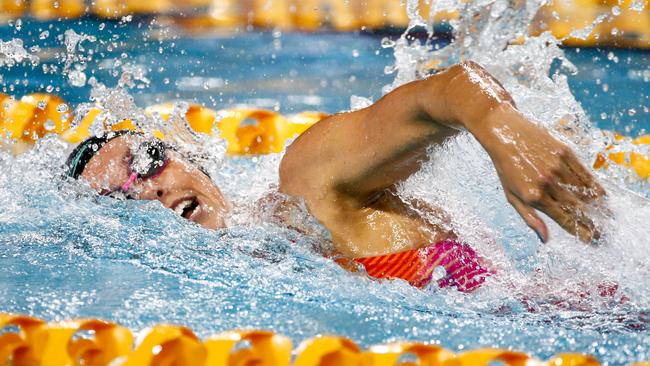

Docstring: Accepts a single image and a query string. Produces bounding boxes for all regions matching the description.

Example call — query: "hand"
[482,105,606,243]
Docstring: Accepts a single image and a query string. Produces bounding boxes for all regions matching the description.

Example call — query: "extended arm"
[280,61,604,247]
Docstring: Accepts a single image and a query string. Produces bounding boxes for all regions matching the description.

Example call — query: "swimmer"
[65,61,605,292]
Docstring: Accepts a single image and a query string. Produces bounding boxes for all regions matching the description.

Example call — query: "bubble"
[352,49,359,58]
[39,31,50,40]
[611,5,621,16]
[56,104,68,113]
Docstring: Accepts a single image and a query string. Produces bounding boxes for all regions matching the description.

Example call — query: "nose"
[134,180,167,203]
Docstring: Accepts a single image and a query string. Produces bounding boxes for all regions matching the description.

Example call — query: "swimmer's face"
[80,135,230,229]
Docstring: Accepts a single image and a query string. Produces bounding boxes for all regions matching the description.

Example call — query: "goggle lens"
[130,140,167,179]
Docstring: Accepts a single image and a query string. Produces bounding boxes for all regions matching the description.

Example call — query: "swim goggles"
[64,130,168,197]
[108,138,169,197]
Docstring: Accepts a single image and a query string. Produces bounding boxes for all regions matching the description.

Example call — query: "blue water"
[1,18,649,365]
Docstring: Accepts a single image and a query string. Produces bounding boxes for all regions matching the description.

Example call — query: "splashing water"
[61,29,96,87]
[380,0,650,320]
[1,3,649,365]
[0,38,38,68]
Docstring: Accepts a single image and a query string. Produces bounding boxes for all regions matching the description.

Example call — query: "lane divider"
[2,312,644,366]
[593,132,650,179]
[2,93,650,179]
[1,0,648,48]
[1,93,325,155]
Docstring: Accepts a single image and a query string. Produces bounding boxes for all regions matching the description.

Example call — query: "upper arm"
[279,76,457,208]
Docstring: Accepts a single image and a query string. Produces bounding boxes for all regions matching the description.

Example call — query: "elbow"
[451,61,517,107]
[442,61,482,80]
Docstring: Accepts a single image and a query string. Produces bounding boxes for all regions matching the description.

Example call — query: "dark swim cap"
[65,130,133,179]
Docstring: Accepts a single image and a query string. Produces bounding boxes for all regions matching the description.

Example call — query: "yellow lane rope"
[2,312,644,366]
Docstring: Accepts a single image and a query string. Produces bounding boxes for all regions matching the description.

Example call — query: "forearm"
[281,62,520,202]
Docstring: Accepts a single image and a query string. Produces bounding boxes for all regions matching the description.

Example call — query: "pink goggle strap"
[121,172,138,192]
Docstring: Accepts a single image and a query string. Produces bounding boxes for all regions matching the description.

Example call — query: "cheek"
[158,163,198,189]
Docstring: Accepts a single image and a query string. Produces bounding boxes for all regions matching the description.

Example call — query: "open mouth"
[172,197,200,220]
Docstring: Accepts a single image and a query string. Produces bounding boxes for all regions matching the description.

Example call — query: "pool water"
[1,16,649,365]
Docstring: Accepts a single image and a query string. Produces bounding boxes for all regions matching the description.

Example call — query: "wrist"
[464,102,520,151]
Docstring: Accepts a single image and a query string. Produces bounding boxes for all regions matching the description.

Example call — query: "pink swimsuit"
[337,240,493,292]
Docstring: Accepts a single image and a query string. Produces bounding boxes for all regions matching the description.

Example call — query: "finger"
[542,190,599,243]
[562,151,606,200]
[506,192,549,242]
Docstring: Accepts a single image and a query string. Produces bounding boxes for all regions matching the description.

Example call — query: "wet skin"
[80,135,230,229]
[280,61,605,257]
[79,61,605,259]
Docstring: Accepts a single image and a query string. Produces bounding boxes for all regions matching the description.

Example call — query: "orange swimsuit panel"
[337,240,493,292]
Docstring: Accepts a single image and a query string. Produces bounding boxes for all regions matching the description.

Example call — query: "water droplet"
[384,64,397,75]
[629,0,645,11]
[44,120,56,131]
[15,19,22,31]
[56,103,68,113]
[39,30,50,40]
[352,49,359,58]
[611,6,621,15]
[628,109,637,116]
[99,23,105,31]
[37,101,47,110]
[381,37,395,48]
[68,69,87,87]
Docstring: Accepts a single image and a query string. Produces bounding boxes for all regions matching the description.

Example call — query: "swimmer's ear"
[506,192,549,243]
